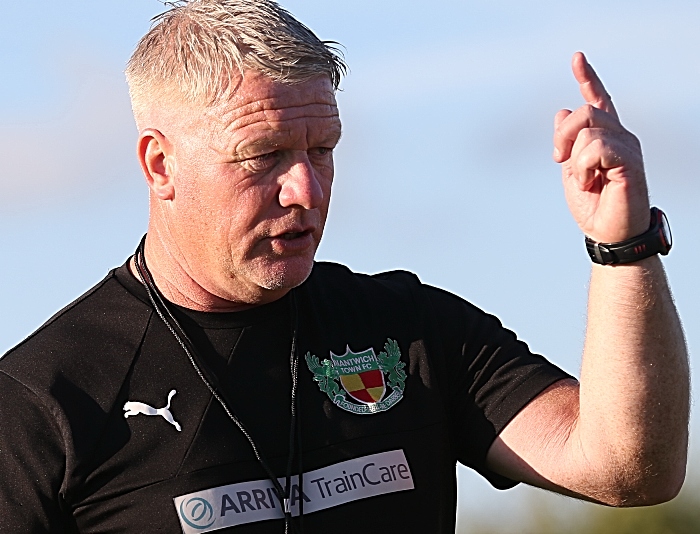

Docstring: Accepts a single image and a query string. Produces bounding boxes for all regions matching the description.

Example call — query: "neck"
[129,231,283,312]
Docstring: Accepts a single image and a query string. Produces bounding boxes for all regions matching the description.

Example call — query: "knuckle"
[581,103,597,118]
[590,137,606,151]
[577,128,596,145]
[629,133,642,149]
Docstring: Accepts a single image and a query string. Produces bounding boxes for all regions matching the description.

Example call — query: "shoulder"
[311,261,420,284]
[306,261,491,323]
[0,266,152,403]
[308,261,423,300]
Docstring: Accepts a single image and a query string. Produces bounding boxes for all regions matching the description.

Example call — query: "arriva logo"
[179,497,216,530]
[174,450,414,533]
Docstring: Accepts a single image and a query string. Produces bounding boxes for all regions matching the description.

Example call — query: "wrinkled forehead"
[203,71,340,132]
[143,71,341,151]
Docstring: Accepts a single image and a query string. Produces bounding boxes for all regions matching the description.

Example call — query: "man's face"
[163,72,341,306]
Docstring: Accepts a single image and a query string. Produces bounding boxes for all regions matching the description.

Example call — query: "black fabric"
[0,260,571,533]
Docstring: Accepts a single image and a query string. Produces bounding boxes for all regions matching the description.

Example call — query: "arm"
[485,52,689,506]
[0,372,69,532]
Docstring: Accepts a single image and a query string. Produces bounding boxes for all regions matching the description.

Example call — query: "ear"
[137,128,175,201]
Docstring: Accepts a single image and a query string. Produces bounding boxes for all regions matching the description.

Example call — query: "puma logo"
[123,389,182,431]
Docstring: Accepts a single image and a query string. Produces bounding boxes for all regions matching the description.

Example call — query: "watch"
[585,207,672,265]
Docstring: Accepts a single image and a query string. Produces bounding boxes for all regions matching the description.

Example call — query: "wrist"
[585,208,672,265]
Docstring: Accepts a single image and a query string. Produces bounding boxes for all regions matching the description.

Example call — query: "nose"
[278,154,324,210]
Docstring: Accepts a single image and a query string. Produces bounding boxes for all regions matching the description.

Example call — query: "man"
[0,0,688,532]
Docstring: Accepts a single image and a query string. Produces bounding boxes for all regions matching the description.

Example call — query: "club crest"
[305,339,406,415]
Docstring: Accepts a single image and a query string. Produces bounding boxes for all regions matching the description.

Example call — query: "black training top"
[0,260,571,533]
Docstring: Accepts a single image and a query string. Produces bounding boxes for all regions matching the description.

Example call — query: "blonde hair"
[126,0,347,117]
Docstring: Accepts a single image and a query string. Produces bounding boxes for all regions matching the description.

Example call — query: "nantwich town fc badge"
[305,339,406,415]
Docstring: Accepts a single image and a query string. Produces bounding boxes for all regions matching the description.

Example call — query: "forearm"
[487,53,689,505]
[574,255,689,503]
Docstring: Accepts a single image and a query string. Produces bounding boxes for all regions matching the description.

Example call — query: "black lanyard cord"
[285,300,303,528]
[283,295,303,533]
[133,236,303,533]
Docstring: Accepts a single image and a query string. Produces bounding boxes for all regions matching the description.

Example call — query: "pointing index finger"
[572,51,619,121]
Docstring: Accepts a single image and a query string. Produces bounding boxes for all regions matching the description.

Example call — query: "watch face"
[660,211,672,248]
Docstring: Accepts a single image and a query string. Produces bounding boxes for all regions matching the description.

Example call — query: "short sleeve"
[422,285,573,489]
[0,371,70,533]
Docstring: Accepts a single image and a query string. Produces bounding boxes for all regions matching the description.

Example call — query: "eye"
[243,151,279,172]
[309,147,333,158]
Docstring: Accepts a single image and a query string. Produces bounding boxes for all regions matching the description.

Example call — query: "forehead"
[202,71,340,142]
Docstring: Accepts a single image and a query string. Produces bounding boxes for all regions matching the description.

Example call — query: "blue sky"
[1,1,698,529]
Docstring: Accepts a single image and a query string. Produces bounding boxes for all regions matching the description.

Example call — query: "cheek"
[220,183,280,236]
[313,159,334,195]
[315,154,335,176]
[321,168,334,210]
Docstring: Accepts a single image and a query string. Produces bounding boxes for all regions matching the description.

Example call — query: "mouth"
[279,229,313,240]
[266,227,316,254]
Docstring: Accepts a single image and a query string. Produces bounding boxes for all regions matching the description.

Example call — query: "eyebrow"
[232,126,343,159]
[330,127,343,145]
[236,138,283,156]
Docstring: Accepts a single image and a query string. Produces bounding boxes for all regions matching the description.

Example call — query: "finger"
[554,105,623,162]
[558,104,624,142]
[570,132,630,190]
[572,51,619,121]
[570,133,604,191]
[553,108,572,162]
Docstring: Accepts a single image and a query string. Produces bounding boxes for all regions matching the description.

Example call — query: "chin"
[253,256,315,292]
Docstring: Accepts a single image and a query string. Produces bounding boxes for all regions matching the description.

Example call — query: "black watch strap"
[585,207,672,265]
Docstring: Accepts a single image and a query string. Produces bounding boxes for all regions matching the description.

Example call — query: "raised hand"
[553,52,650,244]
